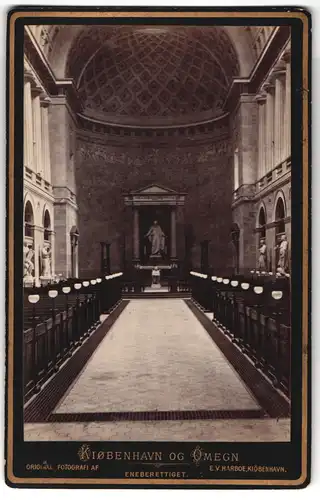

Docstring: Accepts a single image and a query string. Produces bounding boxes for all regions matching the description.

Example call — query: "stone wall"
[75,131,234,276]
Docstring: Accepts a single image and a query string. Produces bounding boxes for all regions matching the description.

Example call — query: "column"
[34,226,42,286]
[264,84,275,172]
[261,101,267,176]
[256,95,266,179]
[50,230,55,278]
[31,86,43,177]
[24,72,34,170]
[284,52,291,159]
[238,95,258,186]
[74,238,79,278]
[274,76,281,166]
[50,99,78,278]
[273,70,286,166]
[133,207,139,261]
[40,95,51,183]
[234,149,239,190]
[170,207,177,260]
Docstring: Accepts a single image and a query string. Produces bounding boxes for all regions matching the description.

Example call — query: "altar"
[124,184,186,265]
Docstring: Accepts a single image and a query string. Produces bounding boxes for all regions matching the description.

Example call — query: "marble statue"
[24,243,34,278]
[145,220,165,256]
[41,245,51,277]
[276,234,289,274]
[258,238,267,271]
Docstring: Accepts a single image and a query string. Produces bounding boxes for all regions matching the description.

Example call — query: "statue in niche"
[145,220,166,257]
[41,245,51,277]
[276,234,289,274]
[24,243,34,278]
[258,238,267,272]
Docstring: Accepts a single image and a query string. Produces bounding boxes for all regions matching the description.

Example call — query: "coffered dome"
[67,26,240,126]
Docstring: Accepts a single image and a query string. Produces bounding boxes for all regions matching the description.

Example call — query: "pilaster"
[40,95,51,183]
[263,82,275,173]
[283,50,291,159]
[255,94,266,179]
[24,72,34,171]
[238,94,258,186]
[49,97,78,278]
[31,85,43,177]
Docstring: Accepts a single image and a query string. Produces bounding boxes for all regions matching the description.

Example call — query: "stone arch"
[24,191,35,212]
[273,191,287,238]
[42,204,53,225]
[24,198,34,239]
[43,207,52,242]
[256,201,267,228]
[255,203,267,270]
[46,26,82,79]
[273,190,287,222]
[47,25,256,80]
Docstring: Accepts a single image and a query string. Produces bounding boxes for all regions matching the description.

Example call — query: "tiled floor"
[24,299,290,442]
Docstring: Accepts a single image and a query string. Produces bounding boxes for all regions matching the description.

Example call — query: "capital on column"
[24,70,36,85]
[31,84,43,97]
[262,81,275,95]
[40,94,51,107]
[282,48,291,64]
[255,94,266,105]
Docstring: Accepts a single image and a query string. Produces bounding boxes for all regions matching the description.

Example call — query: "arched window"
[43,210,51,242]
[258,207,266,238]
[275,197,285,235]
[24,201,34,238]
[274,196,288,272]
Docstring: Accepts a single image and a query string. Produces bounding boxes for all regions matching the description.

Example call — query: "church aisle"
[24,298,290,441]
[54,299,260,414]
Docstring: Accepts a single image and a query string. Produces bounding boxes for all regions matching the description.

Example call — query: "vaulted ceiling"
[65,26,240,126]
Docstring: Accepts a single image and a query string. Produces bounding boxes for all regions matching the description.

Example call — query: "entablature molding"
[124,185,186,207]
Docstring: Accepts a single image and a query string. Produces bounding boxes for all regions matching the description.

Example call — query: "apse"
[68,25,240,126]
[65,26,240,275]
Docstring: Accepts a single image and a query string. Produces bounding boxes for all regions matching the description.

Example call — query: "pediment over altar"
[124,184,186,206]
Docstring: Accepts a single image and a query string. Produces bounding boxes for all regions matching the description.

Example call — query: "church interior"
[23,24,291,441]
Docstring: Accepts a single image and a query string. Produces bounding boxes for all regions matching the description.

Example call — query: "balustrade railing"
[190,271,291,396]
[24,272,123,402]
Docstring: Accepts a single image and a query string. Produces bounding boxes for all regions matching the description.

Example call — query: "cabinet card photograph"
[6,6,310,489]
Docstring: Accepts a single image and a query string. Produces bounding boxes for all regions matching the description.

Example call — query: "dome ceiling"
[67,26,240,126]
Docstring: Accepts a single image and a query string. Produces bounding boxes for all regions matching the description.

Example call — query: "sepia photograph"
[6,7,310,487]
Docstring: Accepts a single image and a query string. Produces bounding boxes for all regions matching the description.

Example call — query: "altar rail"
[189,271,291,396]
[23,273,123,402]
[121,276,191,294]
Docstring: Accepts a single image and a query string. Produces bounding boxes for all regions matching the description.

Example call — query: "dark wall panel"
[75,132,233,275]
